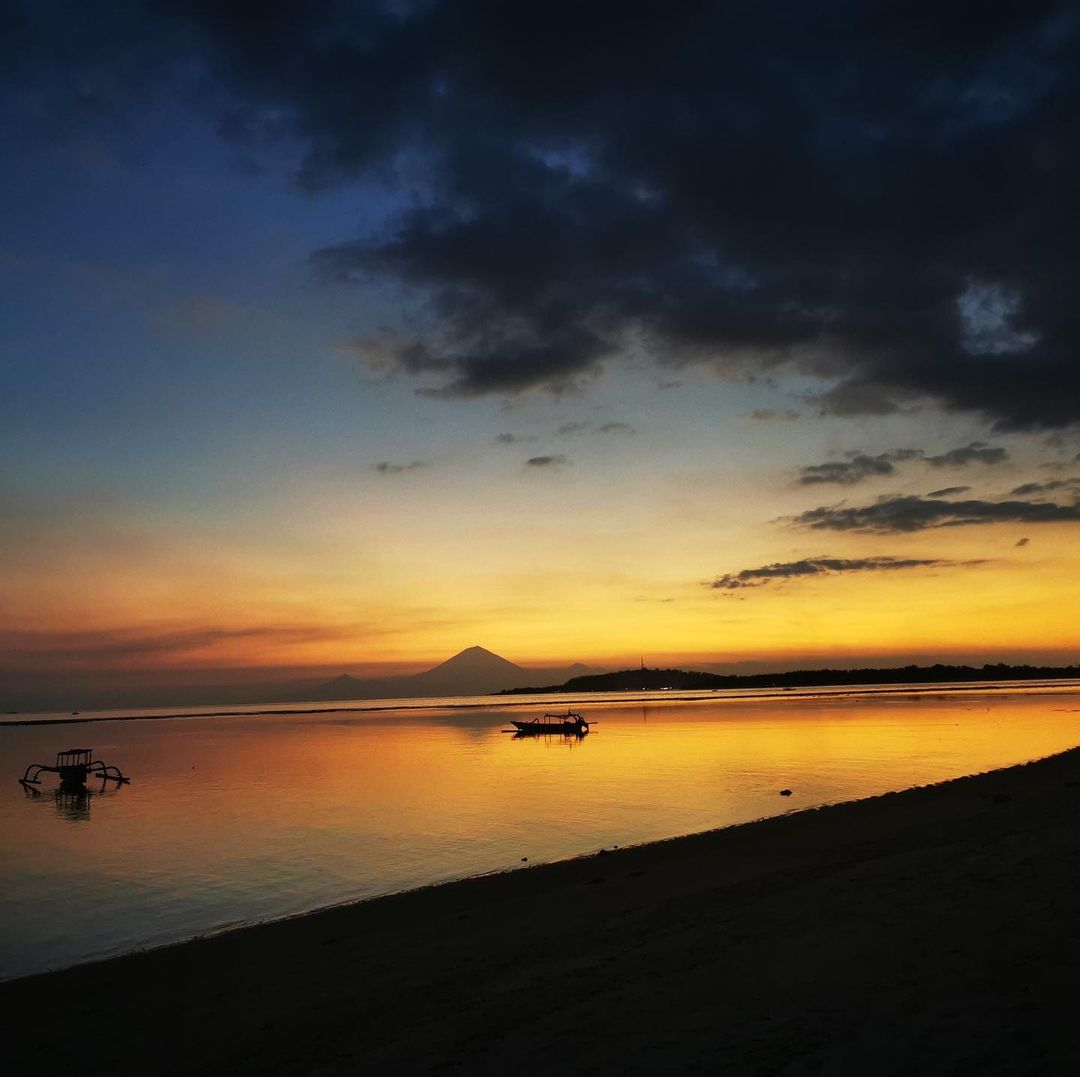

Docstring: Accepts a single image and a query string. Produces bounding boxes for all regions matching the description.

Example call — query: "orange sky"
[4,386,1079,700]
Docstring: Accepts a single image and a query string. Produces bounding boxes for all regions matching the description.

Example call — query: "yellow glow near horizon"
[4,447,1080,680]
[4,523,1077,675]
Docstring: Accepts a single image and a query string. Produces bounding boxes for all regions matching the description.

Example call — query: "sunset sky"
[3,2,1079,705]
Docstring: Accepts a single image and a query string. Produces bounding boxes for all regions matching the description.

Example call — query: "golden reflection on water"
[2,686,1079,979]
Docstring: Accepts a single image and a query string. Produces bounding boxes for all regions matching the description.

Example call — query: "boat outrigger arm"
[19,748,130,789]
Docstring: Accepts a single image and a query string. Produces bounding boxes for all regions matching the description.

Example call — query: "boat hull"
[511,719,589,735]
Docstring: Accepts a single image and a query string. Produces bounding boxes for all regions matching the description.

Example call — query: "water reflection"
[2,686,1080,980]
[21,781,121,822]
[52,787,92,822]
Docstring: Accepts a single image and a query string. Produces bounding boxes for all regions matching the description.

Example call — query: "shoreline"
[8,745,1080,1073]
[5,675,1080,727]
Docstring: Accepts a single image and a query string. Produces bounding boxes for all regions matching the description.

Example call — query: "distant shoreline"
[500,661,1080,695]
[3,674,1080,726]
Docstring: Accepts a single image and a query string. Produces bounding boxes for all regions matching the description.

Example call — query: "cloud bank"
[799,450,923,486]
[925,442,1009,468]
[795,495,1080,533]
[9,3,1080,428]
[798,443,1008,486]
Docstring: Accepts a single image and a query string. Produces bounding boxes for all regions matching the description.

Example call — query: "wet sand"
[8,747,1080,1075]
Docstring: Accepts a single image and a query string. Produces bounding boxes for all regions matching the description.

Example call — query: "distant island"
[499,663,1080,694]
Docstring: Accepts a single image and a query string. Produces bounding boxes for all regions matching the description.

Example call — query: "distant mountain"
[305,647,602,701]
[562,663,593,676]
[407,645,527,695]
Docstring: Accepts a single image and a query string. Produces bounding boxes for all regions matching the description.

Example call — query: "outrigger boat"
[19,747,129,790]
[511,711,590,735]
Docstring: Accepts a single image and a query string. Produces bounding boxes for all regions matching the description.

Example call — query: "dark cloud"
[494,432,520,444]
[812,381,907,418]
[8,3,1080,427]
[709,556,957,591]
[926,485,971,497]
[799,442,1008,485]
[925,441,1009,468]
[798,450,921,486]
[1009,478,1076,495]
[525,454,570,468]
[555,420,635,437]
[744,409,801,422]
[794,494,1080,533]
[374,460,427,474]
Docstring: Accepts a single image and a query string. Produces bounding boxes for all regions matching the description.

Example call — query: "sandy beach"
[8,746,1080,1075]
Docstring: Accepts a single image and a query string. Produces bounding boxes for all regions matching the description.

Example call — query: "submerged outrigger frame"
[20,747,129,789]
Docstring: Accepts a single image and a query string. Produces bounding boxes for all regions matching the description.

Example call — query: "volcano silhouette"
[307,646,597,701]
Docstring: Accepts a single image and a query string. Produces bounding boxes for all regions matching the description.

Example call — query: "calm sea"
[2,682,1079,981]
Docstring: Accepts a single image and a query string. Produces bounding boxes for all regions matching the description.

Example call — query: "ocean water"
[2,683,1079,980]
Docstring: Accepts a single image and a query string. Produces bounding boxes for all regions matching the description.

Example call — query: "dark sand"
[8,748,1080,1074]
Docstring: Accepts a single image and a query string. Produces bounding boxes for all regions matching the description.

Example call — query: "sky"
[3,1,1080,706]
